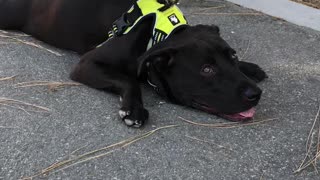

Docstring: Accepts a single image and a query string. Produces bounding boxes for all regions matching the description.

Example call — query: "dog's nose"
[242,87,262,102]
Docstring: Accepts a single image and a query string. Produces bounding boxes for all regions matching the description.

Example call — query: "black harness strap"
[108,3,142,39]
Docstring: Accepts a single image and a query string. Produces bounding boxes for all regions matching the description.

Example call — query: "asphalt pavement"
[0,0,320,179]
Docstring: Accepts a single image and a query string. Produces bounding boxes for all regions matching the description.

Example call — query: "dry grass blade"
[199,5,226,11]
[179,117,278,128]
[0,97,50,113]
[0,42,17,45]
[16,81,82,91]
[0,102,31,115]
[69,145,89,157]
[316,118,320,170]
[192,5,227,14]
[0,75,17,82]
[295,104,320,173]
[0,34,62,56]
[46,150,119,177]
[190,5,226,14]
[21,125,179,180]
[239,39,251,61]
[192,12,262,16]
[0,30,30,37]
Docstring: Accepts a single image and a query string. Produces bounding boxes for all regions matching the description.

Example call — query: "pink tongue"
[239,108,256,118]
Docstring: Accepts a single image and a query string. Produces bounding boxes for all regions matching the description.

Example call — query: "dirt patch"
[291,0,320,9]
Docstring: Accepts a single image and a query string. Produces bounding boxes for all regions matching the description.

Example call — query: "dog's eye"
[201,65,216,76]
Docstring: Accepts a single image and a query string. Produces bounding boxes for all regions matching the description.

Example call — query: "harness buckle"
[112,13,130,36]
[158,0,179,12]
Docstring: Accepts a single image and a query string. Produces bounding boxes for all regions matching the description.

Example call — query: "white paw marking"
[124,119,134,126]
[119,110,130,118]
[133,121,142,128]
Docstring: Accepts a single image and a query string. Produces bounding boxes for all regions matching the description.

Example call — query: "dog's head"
[138,25,262,121]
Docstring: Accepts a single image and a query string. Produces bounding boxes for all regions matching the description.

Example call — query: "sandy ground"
[291,0,320,9]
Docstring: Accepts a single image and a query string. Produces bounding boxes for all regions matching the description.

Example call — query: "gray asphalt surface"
[1,0,320,179]
[226,0,320,31]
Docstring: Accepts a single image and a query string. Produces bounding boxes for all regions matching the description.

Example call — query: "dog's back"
[0,0,134,53]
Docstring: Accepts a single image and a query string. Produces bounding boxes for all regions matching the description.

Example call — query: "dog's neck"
[141,24,188,103]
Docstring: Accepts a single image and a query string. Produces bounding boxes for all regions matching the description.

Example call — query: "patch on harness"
[168,13,180,25]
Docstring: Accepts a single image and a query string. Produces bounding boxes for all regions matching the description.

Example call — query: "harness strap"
[98,0,188,49]
[108,3,142,39]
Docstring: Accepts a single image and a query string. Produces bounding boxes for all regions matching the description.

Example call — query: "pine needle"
[193,12,262,16]
[21,125,179,180]
[15,81,82,92]
[0,34,62,56]
[0,97,50,113]
[295,104,320,173]
[179,117,278,128]
[0,75,17,82]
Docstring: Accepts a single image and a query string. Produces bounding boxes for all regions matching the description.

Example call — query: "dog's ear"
[137,43,181,76]
[150,54,174,72]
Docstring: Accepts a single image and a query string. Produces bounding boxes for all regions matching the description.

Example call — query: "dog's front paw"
[119,106,149,128]
[239,61,268,83]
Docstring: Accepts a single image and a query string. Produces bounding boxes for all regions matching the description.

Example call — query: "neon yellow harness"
[100,0,188,50]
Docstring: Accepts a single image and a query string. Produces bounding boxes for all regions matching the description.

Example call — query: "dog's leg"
[70,57,149,128]
[238,61,268,83]
[70,16,153,128]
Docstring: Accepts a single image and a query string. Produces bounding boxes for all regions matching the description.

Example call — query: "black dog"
[0,0,267,127]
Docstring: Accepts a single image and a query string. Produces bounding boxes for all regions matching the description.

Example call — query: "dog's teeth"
[119,96,123,103]
[124,119,134,126]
